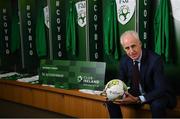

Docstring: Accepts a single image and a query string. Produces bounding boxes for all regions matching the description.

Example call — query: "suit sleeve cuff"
[139,95,146,103]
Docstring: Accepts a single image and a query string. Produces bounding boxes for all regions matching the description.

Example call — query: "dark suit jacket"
[119,49,176,108]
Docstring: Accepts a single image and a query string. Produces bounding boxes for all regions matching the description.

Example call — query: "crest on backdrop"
[116,0,136,25]
[75,1,86,27]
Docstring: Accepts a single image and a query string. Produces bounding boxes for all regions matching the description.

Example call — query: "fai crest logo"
[75,1,86,27]
[116,0,136,25]
[77,76,83,82]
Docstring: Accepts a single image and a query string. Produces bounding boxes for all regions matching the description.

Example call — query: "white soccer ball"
[104,79,128,101]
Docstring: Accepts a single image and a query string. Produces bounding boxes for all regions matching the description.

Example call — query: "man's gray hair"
[120,30,141,45]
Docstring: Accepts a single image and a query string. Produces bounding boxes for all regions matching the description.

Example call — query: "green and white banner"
[102,0,136,82]
[138,0,150,48]
[66,0,87,60]
[19,0,39,69]
[0,0,12,66]
[65,0,77,58]
[0,0,20,68]
[39,59,106,90]
[0,0,11,56]
[88,0,103,61]
[49,0,66,60]
[103,0,136,60]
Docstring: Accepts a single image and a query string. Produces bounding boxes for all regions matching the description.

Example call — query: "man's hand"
[113,92,141,105]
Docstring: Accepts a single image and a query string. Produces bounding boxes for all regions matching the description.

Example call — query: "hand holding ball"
[103,79,128,101]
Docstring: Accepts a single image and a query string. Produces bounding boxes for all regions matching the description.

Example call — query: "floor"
[0,99,71,118]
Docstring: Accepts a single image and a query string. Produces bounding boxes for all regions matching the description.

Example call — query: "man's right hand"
[113,92,140,104]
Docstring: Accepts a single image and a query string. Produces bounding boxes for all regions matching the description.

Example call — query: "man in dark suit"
[107,31,176,118]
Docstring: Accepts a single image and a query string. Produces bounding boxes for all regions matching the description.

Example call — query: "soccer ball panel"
[103,79,127,101]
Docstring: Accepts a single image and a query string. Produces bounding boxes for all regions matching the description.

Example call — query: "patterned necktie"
[131,61,141,96]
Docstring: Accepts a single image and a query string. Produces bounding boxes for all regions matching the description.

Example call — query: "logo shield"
[116,0,136,25]
[75,1,86,27]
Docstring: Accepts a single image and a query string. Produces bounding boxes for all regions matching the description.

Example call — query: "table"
[0,79,109,118]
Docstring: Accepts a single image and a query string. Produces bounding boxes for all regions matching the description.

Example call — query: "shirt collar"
[134,51,142,63]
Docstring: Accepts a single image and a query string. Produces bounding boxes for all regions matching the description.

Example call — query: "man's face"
[121,34,142,60]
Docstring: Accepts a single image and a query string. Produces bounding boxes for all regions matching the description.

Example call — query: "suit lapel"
[140,62,147,89]
[140,49,148,89]
[127,57,134,86]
